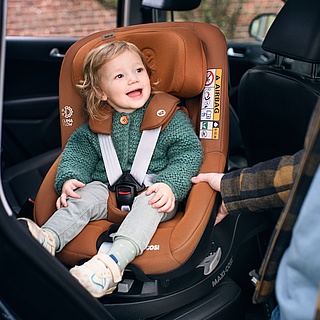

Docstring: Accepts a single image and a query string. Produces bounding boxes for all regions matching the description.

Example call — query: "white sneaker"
[70,253,122,297]
[19,218,56,255]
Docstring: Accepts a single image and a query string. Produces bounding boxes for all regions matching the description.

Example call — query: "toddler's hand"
[146,182,175,213]
[56,179,86,209]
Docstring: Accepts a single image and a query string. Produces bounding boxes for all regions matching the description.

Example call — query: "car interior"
[1,0,320,319]
[238,0,320,167]
[31,20,268,319]
[34,21,229,270]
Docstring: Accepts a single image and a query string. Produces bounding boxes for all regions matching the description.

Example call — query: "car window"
[175,0,284,41]
[7,0,284,41]
[6,0,117,37]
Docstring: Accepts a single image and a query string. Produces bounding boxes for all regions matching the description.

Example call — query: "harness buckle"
[109,171,145,212]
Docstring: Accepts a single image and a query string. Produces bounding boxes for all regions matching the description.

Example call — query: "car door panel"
[3,96,60,165]
[3,37,77,167]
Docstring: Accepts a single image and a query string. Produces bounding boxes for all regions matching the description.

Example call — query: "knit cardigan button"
[120,115,129,125]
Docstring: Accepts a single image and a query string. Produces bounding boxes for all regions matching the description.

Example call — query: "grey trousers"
[43,181,176,254]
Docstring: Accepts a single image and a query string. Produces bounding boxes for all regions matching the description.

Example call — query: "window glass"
[175,0,284,41]
[6,0,117,37]
[6,0,284,41]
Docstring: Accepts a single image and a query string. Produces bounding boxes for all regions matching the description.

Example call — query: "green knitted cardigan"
[55,100,203,201]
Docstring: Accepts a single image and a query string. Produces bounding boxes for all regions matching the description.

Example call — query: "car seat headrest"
[262,0,320,63]
[72,27,207,98]
[142,0,201,11]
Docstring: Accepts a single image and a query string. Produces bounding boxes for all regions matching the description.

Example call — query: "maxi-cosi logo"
[146,244,160,251]
[211,256,233,288]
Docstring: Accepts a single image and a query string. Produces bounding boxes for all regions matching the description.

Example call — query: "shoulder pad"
[141,93,180,131]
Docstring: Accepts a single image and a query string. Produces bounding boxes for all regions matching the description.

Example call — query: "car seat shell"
[34,22,230,276]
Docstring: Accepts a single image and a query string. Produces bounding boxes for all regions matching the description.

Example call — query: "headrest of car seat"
[262,0,320,63]
[72,27,206,98]
[141,0,201,11]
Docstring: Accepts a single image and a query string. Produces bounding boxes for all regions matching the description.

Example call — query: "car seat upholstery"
[33,22,229,276]
[238,0,320,166]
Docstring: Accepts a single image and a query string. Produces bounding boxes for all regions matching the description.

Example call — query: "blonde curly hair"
[76,41,153,121]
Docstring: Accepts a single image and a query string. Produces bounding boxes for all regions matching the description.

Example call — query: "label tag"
[200,69,222,140]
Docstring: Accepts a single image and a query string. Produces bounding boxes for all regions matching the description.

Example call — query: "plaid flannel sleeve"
[220,150,303,215]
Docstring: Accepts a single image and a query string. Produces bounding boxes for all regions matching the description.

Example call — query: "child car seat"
[33,22,229,277]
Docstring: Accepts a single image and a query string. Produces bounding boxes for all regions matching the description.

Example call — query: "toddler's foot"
[18,218,56,255]
[70,253,122,297]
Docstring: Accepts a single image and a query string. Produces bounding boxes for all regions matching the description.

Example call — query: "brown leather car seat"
[33,21,229,276]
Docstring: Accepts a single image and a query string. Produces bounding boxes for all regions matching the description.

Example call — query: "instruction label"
[200,69,222,139]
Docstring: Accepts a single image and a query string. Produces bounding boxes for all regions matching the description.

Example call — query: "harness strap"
[98,126,161,188]
[130,127,161,185]
[99,128,161,212]
[98,134,122,186]
[96,92,180,211]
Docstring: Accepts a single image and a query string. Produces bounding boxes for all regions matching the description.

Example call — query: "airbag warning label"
[200,69,222,139]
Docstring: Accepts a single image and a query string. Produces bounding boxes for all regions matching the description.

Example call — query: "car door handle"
[49,48,65,59]
[227,47,245,58]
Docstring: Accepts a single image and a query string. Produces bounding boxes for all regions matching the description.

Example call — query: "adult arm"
[221,149,303,215]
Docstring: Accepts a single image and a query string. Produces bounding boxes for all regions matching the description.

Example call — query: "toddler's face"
[99,50,151,114]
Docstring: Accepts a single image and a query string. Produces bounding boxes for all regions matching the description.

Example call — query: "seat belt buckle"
[249,269,259,287]
[115,184,136,212]
[109,171,145,212]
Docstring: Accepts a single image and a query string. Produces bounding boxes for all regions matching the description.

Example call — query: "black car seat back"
[238,0,320,166]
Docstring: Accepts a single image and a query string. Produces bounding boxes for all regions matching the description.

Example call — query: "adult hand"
[191,172,224,192]
[215,201,228,225]
[192,172,229,224]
